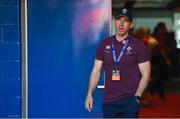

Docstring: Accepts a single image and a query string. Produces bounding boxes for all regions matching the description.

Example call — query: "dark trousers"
[150,55,169,99]
[102,96,140,118]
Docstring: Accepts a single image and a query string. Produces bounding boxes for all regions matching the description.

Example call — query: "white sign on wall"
[174,13,180,49]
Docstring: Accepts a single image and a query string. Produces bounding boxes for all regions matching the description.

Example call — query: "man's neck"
[115,34,129,42]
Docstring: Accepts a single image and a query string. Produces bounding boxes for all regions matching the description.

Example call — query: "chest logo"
[126,46,132,54]
[105,45,111,49]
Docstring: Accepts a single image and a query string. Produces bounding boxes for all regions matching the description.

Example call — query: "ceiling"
[112,0,180,11]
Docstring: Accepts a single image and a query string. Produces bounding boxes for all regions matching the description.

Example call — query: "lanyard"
[112,37,129,67]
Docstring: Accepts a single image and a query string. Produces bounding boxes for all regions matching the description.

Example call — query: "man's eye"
[124,19,129,22]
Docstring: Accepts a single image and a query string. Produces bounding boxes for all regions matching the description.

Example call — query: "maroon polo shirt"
[96,35,149,102]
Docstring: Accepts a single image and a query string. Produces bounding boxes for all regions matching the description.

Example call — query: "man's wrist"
[135,95,141,102]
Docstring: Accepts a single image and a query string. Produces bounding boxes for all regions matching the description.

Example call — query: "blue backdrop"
[0,0,20,117]
[28,0,111,117]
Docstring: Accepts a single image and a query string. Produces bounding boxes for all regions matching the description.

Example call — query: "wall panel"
[0,0,21,117]
[28,0,111,117]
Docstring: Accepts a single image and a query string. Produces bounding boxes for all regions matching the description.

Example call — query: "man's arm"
[135,61,151,97]
[85,59,103,112]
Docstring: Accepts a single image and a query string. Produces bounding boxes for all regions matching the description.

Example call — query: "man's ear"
[130,22,134,29]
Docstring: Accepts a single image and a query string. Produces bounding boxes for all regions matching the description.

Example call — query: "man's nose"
[119,20,124,26]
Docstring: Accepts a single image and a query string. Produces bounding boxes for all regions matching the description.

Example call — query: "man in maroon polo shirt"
[85,8,151,118]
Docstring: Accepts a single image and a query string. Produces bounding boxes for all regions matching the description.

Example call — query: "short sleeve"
[95,42,104,61]
[137,42,149,63]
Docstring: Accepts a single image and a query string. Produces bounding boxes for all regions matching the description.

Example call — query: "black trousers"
[102,96,140,118]
[150,55,169,98]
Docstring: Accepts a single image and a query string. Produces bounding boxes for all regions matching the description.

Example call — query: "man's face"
[115,16,133,36]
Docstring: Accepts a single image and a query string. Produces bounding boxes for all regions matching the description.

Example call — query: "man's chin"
[117,32,126,36]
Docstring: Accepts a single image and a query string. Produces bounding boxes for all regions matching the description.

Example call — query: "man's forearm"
[135,75,150,97]
[135,61,151,97]
[87,69,100,95]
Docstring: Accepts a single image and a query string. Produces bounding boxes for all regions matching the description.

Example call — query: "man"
[85,8,151,118]
[150,22,171,100]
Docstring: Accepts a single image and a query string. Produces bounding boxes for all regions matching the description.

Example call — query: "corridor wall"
[28,0,111,117]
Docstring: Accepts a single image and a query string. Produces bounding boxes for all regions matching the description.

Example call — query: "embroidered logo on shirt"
[105,45,111,49]
[125,46,133,54]
[104,45,111,53]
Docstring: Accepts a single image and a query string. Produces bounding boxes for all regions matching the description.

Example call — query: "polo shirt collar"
[114,35,130,45]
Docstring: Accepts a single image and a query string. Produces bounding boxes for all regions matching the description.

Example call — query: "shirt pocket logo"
[105,45,111,50]
[104,45,111,54]
[125,46,133,54]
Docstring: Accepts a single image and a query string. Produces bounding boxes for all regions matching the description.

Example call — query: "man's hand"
[85,94,93,112]
[85,59,102,112]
